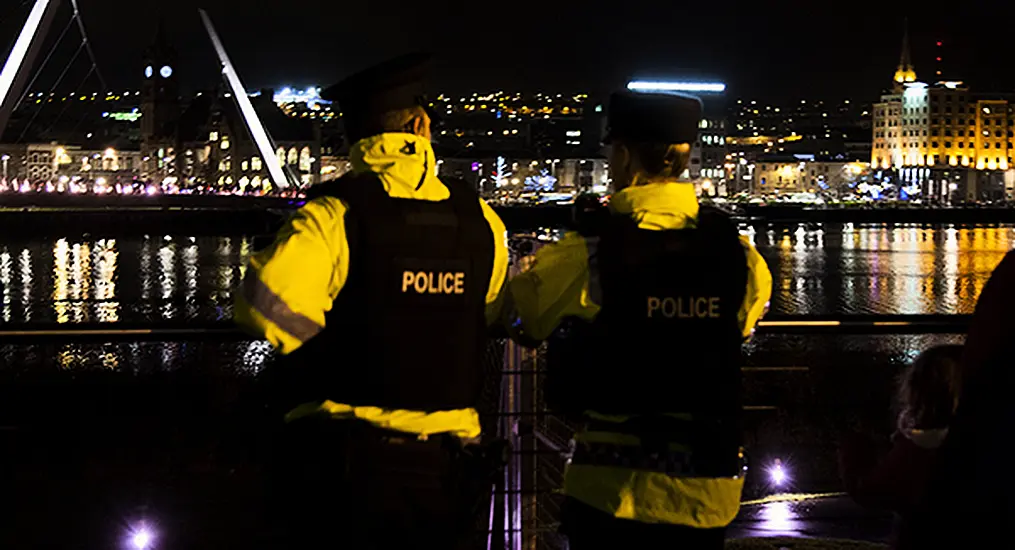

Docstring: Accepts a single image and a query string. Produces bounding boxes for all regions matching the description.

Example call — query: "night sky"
[3,0,1015,102]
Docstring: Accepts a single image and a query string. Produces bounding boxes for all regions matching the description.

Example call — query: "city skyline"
[4,1,1015,100]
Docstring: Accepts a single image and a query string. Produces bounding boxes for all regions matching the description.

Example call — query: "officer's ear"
[610,143,632,188]
[406,108,431,141]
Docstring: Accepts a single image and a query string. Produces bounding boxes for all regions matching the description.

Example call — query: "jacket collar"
[609,181,699,230]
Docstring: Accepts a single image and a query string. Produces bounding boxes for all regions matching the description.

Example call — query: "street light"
[1,154,8,183]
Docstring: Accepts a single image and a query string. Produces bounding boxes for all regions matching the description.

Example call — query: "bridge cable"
[41,64,94,137]
[15,40,84,143]
[13,14,77,112]
[68,0,106,92]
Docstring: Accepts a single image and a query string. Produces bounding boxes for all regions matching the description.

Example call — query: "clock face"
[144,65,153,78]
[160,65,173,78]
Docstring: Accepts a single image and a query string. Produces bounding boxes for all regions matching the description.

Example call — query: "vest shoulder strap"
[304,171,387,204]
[695,205,738,235]
[440,176,484,218]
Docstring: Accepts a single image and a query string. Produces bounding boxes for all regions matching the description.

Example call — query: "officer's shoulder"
[695,204,738,232]
[439,176,480,199]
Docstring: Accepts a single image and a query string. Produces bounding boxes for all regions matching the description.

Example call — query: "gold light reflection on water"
[771,225,1014,315]
[53,238,70,323]
[140,238,151,301]
[93,239,119,323]
[183,240,198,318]
[0,247,11,322]
[19,249,31,321]
[159,239,177,319]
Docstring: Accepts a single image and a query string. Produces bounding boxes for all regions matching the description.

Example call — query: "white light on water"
[627,81,726,93]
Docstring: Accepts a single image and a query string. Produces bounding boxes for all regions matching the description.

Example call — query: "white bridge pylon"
[0,0,60,135]
[199,8,291,190]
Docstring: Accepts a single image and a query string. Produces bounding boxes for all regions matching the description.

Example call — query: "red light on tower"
[937,41,943,47]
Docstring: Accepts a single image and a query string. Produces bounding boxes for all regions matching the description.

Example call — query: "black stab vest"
[548,207,749,475]
[284,173,494,412]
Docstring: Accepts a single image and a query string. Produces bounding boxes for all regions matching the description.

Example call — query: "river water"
[0,224,1012,510]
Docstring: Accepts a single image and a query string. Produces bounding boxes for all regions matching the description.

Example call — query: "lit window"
[209,131,219,141]
[221,139,230,150]
[299,147,312,172]
[252,157,262,171]
[241,160,249,171]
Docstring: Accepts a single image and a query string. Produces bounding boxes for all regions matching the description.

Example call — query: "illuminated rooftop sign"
[273,86,331,107]
[627,81,726,93]
[102,109,141,122]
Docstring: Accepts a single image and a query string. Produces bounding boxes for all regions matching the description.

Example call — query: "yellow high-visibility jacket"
[507,181,772,528]
[234,133,509,439]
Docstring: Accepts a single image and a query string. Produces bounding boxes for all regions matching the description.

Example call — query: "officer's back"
[508,90,773,549]
[235,53,509,549]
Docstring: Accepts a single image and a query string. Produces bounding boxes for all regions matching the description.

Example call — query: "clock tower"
[141,20,179,155]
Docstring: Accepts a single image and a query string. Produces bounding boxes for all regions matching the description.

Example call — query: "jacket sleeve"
[506,232,599,343]
[479,198,510,326]
[738,236,772,339]
[234,197,350,354]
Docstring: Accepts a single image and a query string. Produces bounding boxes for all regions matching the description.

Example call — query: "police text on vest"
[646,296,720,319]
[402,271,465,295]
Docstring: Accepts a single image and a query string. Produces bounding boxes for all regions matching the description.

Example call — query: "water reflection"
[93,239,119,323]
[760,224,1015,315]
[0,235,252,326]
[758,500,800,534]
[20,248,31,321]
[159,237,176,320]
[1,248,10,322]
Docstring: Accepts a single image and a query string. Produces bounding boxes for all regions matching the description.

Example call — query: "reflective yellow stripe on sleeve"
[242,270,323,344]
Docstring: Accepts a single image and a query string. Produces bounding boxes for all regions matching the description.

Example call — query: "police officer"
[507,91,772,548]
[235,53,509,549]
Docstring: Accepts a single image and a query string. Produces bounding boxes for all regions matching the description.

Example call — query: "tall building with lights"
[872,27,1015,201]
[140,21,180,180]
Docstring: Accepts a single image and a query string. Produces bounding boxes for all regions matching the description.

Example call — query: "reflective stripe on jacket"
[234,133,509,439]
[507,181,772,526]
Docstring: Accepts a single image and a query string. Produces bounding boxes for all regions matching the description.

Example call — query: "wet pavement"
[730,494,892,543]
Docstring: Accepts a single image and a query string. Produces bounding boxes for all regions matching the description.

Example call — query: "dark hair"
[620,141,692,179]
[897,345,963,430]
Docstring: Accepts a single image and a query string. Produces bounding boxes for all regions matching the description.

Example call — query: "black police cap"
[321,52,433,121]
[606,91,703,144]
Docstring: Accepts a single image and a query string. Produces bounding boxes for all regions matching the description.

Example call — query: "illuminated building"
[687,83,728,193]
[269,87,335,121]
[729,99,871,162]
[751,155,864,195]
[140,21,180,180]
[174,93,320,189]
[871,27,1015,201]
[432,92,593,157]
[437,156,609,197]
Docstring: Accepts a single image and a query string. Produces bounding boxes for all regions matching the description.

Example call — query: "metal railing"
[0,314,973,341]
[489,314,971,550]
[0,314,972,549]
